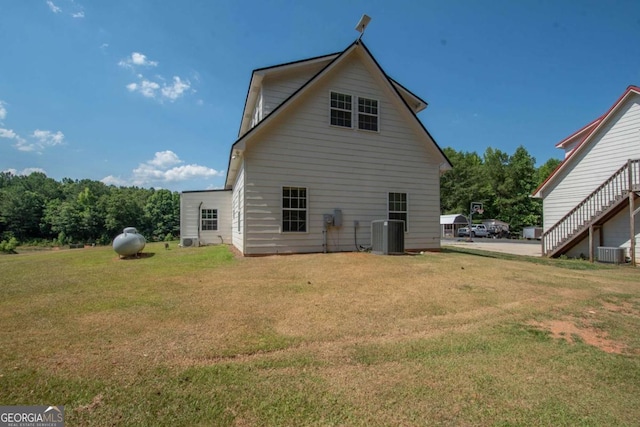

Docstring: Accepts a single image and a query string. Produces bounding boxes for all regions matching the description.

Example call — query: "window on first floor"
[330,91,352,128]
[282,186,307,232]
[388,192,407,231]
[201,208,218,231]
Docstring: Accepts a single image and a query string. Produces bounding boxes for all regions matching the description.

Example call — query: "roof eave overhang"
[237,53,341,136]
[532,85,640,198]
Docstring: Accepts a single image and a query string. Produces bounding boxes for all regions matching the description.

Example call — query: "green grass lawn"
[1,243,639,426]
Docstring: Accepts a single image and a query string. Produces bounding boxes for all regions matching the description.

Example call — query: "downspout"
[197,201,203,244]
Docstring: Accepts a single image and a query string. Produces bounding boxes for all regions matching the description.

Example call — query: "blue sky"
[1,1,639,191]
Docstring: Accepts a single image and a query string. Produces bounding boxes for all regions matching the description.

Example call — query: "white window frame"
[282,186,308,233]
[201,208,218,231]
[357,96,379,132]
[329,91,380,132]
[329,91,353,128]
[388,192,408,232]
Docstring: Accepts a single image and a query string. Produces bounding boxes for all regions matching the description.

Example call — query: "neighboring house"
[440,214,468,238]
[180,39,452,255]
[532,85,640,264]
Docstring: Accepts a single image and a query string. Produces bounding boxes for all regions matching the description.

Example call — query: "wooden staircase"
[542,159,640,258]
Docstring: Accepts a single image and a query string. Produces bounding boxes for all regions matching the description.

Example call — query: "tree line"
[0,145,560,247]
[440,145,561,233]
[0,172,179,246]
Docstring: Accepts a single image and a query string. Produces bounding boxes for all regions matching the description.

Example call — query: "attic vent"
[371,220,405,255]
[597,247,625,264]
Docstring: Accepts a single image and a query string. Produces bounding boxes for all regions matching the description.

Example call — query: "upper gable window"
[330,92,352,128]
[358,97,378,131]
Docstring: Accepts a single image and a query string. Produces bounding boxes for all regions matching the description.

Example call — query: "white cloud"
[163,164,223,182]
[32,129,65,146]
[0,101,7,121]
[102,151,224,187]
[161,77,191,101]
[126,76,191,102]
[101,175,128,186]
[126,80,160,98]
[3,167,47,176]
[148,150,182,168]
[46,0,61,13]
[0,128,18,139]
[9,129,65,152]
[119,52,158,69]
[72,11,85,18]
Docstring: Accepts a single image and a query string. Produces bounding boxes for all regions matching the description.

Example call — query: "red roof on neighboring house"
[532,85,640,198]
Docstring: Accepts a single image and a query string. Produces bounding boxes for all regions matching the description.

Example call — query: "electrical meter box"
[333,209,343,227]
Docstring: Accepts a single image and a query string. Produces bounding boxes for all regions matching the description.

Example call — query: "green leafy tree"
[104,188,148,239]
[440,148,490,215]
[536,157,562,187]
[144,189,180,241]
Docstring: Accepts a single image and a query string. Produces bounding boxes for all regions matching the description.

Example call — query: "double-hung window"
[330,92,379,131]
[282,187,307,232]
[358,97,378,131]
[201,209,218,231]
[330,92,352,128]
[388,192,407,231]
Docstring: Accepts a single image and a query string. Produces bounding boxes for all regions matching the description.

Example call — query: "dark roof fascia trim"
[388,76,428,109]
[236,52,341,137]
[357,40,452,170]
[225,41,359,187]
[181,189,232,194]
[253,51,342,73]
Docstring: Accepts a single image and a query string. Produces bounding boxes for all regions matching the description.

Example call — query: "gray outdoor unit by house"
[597,246,625,264]
[371,220,405,255]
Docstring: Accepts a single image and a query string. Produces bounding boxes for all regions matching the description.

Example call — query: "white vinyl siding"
[241,53,442,255]
[231,163,245,253]
[542,94,640,261]
[250,89,263,128]
[261,63,329,118]
[543,97,640,231]
[179,190,232,245]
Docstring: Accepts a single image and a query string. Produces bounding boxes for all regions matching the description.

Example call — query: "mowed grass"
[1,243,639,426]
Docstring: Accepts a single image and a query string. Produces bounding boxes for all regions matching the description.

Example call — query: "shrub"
[0,237,19,254]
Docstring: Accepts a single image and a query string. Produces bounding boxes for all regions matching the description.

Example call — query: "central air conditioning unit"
[371,220,405,255]
[597,246,625,264]
[181,237,199,247]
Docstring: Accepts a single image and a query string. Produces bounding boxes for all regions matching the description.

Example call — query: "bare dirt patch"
[529,318,626,354]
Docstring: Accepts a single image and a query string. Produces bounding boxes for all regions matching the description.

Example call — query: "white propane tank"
[112,227,146,257]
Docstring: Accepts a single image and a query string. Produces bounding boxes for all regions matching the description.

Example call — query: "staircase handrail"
[542,159,640,255]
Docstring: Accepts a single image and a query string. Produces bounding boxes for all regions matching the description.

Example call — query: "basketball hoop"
[476,208,484,215]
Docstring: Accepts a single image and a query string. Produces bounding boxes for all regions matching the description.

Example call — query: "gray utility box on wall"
[371,220,405,255]
[597,246,625,264]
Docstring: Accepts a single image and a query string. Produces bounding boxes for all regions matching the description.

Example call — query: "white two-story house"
[180,39,452,256]
[532,85,640,265]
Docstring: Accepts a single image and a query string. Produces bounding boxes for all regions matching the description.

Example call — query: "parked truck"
[457,224,490,238]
